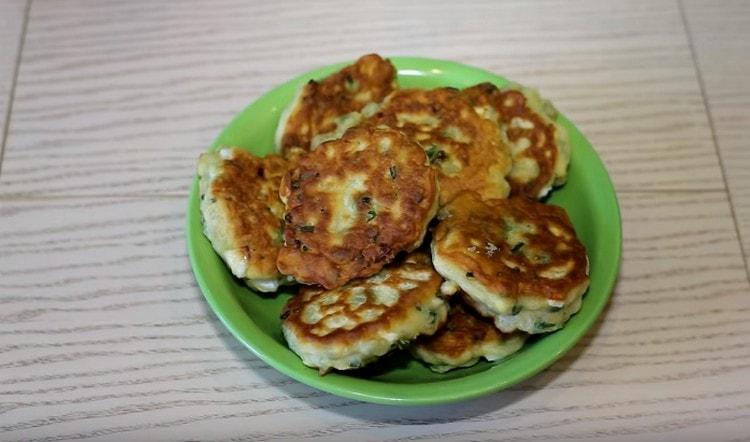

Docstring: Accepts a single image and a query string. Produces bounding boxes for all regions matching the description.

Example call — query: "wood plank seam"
[0,189,734,202]
[677,0,750,285]
[0,194,186,202]
[0,0,31,179]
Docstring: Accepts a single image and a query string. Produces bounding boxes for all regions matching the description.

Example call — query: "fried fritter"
[281,252,448,374]
[275,53,397,154]
[197,147,293,292]
[411,297,526,372]
[366,87,512,205]
[431,191,589,334]
[463,83,570,199]
[277,126,439,289]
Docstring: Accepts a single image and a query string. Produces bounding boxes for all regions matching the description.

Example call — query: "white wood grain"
[0,0,26,158]
[682,0,750,265]
[2,0,749,440]
[0,0,724,197]
[1,191,748,440]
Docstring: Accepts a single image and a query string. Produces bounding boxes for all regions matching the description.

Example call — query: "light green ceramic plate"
[186,57,621,406]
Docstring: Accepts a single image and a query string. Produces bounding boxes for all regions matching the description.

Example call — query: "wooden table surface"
[1,1,749,440]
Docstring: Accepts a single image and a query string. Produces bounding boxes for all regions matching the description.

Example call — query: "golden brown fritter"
[281,252,448,374]
[277,126,439,289]
[366,87,512,205]
[411,297,526,372]
[276,53,397,154]
[197,148,292,292]
[463,83,570,199]
[431,191,589,333]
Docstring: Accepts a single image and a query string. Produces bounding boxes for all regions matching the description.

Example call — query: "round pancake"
[281,252,449,374]
[277,126,439,289]
[366,88,512,205]
[197,147,293,292]
[463,83,570,199]
[275,53,397,154]
[411,298,526,373]
[431,191,589,334]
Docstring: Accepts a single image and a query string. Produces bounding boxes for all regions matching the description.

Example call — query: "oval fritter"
[431,191,589,334]
[197,147,292,292]
[411,298,526,373]
[463,82,570,199]
[366,87,512,205]
[281,252,449,374]
[275,53,397,154]
[277,126,439,289]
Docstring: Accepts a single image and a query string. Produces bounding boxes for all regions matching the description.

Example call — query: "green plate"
[186,57,621,406]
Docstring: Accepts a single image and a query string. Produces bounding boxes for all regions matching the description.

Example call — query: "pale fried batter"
[281,252,448,374]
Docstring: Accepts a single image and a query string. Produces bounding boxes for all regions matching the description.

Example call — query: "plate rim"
[186,56,622,406]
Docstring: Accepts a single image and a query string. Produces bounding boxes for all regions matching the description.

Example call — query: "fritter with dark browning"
[276,53,397,154]
[431,191,589,334]
[366,87,512,205]
[277,126,439,289]
[197,147,293,292]
[411,297,526,372]
[463,83,570,199]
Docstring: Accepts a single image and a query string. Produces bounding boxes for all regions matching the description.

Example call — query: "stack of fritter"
[197,54,589,374]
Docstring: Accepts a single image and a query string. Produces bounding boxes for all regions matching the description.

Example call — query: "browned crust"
[433,191,588,301]
[279,54,396,153]
[366,87,512,205]
[277,126,439,289]
[281,252,443,345]
[413,298,505,359]
[205,150,288,279]
[463,83,559,198]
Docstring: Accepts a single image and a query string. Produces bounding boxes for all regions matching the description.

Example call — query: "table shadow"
[198,280,615,428]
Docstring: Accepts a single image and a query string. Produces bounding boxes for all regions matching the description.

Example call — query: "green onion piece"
[426,146,445,163]
[389,165,398,179]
